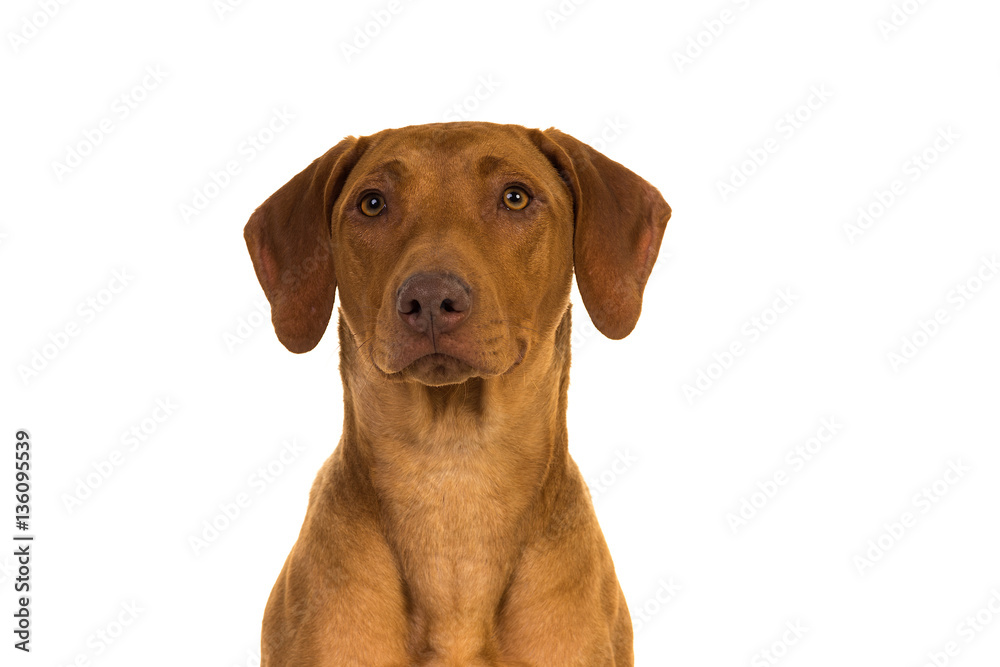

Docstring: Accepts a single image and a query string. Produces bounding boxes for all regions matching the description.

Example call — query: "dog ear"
[244,137,365,353]
[531,128,670,339]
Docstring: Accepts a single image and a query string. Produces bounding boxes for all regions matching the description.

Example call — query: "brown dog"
[244,122,669,666]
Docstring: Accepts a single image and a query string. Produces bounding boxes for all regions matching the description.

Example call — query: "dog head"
[244,122,670,386]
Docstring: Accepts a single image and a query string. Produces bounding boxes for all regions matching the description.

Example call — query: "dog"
[244,121,670,666]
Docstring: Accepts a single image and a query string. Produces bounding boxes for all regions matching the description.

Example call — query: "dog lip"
[499,341,528,376]
[414,351,461,364]
[412,343,527,377]
[370,351,471,379]
[405,351,476,375]
[374,345,526,382]
[401,351,477,386]
[397,350,462,366]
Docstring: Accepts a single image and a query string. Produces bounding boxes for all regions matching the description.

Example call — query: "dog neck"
[334,307,576,655]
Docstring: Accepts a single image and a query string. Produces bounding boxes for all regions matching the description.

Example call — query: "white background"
[3,0,999,665]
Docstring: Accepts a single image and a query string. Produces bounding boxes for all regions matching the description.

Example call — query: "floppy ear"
[244,137,365,353]
[530,128,670,339]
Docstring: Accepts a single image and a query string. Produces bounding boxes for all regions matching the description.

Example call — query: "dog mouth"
[376,343,527,386]
[403,353,477,386]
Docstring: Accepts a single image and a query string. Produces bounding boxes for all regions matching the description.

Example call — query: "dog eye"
[502,186,530,211]
[359,192,386,217]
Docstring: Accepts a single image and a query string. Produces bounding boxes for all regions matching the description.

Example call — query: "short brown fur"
[244,122,670,666]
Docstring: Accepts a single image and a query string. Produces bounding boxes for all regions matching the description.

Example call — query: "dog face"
[245,122,670,386]
[333,124,577,386]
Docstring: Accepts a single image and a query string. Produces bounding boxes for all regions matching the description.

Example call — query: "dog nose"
[396,272,472,336]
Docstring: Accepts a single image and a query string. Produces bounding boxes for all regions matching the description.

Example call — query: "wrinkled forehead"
[347,124,561,192]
